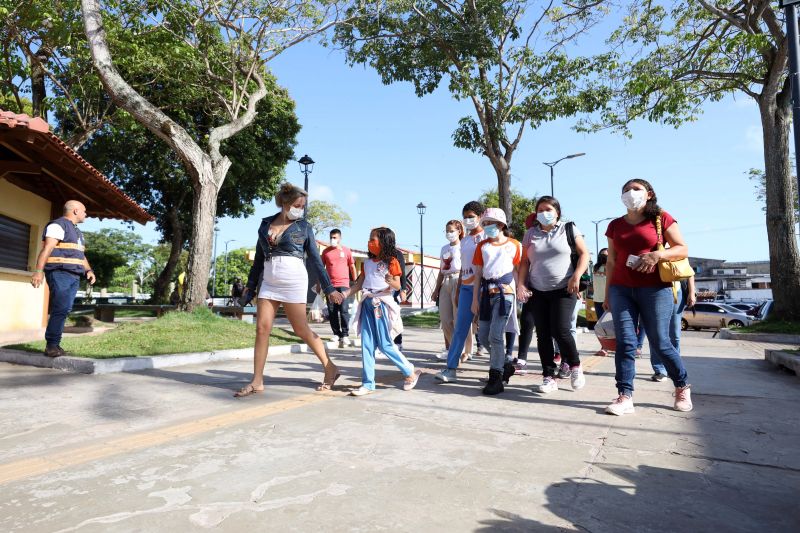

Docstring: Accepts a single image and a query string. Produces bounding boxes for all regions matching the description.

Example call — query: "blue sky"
[85,36,774,263]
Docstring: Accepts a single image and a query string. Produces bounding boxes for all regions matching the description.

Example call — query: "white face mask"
[536,211,557,226]
[463,217,478,230]
[621,189,648,210]
[446,231,459,243]
[330,237,340,246]
[287,206,304,220]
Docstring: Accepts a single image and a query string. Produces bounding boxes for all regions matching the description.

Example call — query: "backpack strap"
[565,221,577,254]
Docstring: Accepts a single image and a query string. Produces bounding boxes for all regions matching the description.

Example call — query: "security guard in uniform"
[31,200,96,357]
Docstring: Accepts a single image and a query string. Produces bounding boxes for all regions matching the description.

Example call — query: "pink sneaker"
[605,394,635,416]
[674,385,693,412]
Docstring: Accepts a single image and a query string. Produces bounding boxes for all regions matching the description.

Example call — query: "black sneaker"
[651,373,667,382]
[502,362,516,384]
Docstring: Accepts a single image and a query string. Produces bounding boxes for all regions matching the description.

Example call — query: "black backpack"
[565,222,590,292]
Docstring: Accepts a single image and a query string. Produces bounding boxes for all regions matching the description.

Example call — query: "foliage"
[748,166,798,218]
[83,228,151,288]
[479,188,537,240]
[306,200,352,237]
[336,0,613,220]
[5,308,301,357]
[212,247,255,296]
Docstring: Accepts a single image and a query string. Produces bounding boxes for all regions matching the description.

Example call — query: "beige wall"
[0,178,51,332]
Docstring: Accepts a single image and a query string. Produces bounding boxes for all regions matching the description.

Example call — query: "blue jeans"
[652,284,686,374]
[44,270,80,347]
[478,293,515,371]
[446,284,475,369]
[609,285,688,396]
[359,297,414,390]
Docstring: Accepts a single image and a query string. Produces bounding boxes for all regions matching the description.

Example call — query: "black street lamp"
[297,154,315,217]
[212,225,220,298]
[417,202,427,310]
[591,217,615,257]
[543,152,585,197]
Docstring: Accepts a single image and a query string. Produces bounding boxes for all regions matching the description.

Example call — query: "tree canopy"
[306,200,352,237]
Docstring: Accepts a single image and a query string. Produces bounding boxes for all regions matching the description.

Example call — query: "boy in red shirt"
[321,229,357,347]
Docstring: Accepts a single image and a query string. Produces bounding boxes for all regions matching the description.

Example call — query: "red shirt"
[321,245,354,287]
[605,211,676,288]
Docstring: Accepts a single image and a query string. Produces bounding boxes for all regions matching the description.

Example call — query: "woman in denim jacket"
[235,183,344,397]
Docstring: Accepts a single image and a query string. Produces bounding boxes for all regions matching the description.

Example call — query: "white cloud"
[345,191,359,205]
[308,183,335,202]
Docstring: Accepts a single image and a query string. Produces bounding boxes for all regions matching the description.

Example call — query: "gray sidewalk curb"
[718,328,800,344]
[765,349,800,378]
[0,339,356,375]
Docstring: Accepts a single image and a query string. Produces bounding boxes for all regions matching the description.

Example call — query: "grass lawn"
[5,308,301,358]
[739,319,800,335]
[403,311,441,328]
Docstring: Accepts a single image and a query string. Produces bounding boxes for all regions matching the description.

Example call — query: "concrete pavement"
[1,324,798,532]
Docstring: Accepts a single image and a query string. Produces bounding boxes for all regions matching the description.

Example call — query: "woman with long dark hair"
[604,179,692,414]
[235,183,344,397]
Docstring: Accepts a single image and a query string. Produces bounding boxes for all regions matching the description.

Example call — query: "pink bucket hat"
[482,207,507,227]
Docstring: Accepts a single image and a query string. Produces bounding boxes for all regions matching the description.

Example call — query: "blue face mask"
[484,224,500,238]
[537,211,557,226]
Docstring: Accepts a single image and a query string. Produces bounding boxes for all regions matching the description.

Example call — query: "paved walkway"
[0,325,798,532]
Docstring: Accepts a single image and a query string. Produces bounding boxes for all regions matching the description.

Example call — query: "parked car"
[752,300,774,321]
[682,302,753,330]
[729,303,757,313]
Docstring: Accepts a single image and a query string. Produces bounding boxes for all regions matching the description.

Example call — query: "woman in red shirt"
[604,179,693,415]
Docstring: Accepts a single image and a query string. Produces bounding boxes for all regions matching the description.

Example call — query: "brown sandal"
[317,372,341,391]
[234,384,264,397]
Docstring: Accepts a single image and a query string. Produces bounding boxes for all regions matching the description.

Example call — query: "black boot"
[502,361,516,384]
[482,369,504,395]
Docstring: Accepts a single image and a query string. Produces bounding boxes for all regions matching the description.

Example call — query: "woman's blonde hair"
[274,182,308,208]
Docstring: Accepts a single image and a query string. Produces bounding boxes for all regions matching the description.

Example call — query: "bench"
[211,305,258,321]
[94,304,177,323]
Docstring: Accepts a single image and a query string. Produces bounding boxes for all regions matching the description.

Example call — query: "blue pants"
[446,284,475,369]
[609,285,688,396]
[478,293,515,371]
[360,297,414,390]
[652,283,686,374]
[44,270,80,347]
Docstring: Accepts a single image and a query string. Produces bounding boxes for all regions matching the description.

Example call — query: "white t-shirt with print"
[473,238,522,294]
[459,231,485,285]
[362,257,403,293]
[439,243,461,275]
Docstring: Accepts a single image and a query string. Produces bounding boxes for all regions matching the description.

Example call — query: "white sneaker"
[536,377,558,394]
[605,394,635,415]
[435,349,448,361]
[571,366,586,390]
[674,385,693,412]
[350,386,374,397]
[338,337,346,349]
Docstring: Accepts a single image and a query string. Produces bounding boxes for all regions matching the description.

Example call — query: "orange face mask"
[368,239,381,256]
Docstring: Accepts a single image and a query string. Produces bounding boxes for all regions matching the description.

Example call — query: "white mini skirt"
[258,256,309,304]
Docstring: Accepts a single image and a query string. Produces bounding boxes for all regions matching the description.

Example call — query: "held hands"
[516,284,531,303]
[31,271,44,288]
[328,291,344,305]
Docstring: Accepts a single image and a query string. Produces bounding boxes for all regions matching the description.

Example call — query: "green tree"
[212,247,255,297]
[479,188,537,240]
[336,0,612,223]
[83,229,150,288]
[80,0,351,308]
[592,2,798,319]
[306,200,352,237]
[80,82,300,303]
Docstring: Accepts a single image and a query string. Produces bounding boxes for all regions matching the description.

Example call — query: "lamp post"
[297,154,315,218]
[543,152,585,196]
[591,217,615,257]
[417,202,427,310]
[212,225,220,298]
[223,239,237,296]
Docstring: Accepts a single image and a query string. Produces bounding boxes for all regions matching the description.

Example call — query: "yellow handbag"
[655,215,694,282]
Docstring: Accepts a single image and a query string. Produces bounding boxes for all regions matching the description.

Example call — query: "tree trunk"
[152,208,184,303]
[183,161,226,309]
[490,157,513,224]
[29,51,47,120]
[760,97,800,320]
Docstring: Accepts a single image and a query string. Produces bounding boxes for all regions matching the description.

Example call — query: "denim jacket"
[245,213,334,295]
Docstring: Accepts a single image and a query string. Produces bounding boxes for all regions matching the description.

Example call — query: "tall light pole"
[591,217,615,257]
[781,0,800,206]
[543,152,585,197]
[417,202,427,310]
[212,225,220,298]
[223,239,237,296]
[298,154,315,218]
